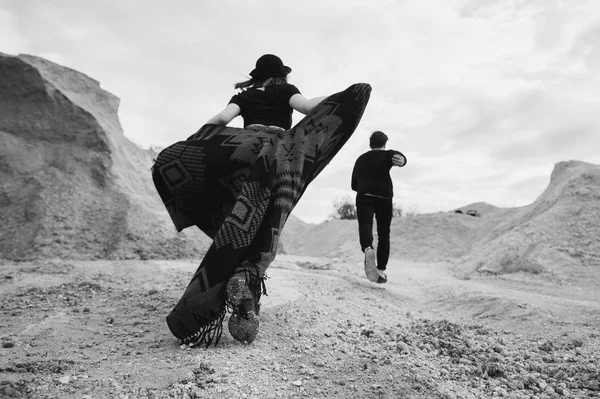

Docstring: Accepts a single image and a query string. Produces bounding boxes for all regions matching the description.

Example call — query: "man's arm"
[391,151,407,167]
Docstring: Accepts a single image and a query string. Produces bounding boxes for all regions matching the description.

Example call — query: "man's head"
[369,131,388,149]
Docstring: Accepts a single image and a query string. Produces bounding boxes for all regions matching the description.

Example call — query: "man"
[351,131,406,283]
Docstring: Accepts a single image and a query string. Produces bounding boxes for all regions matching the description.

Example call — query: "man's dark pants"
[356,194,393,270]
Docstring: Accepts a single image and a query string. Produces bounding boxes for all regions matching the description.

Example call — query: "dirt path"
[1,256,599,398]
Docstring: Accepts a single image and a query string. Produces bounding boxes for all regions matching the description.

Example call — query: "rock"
[0,53,210,260]
[571,338,584,348]
[396,342,410,354]
[555,385,568,395]
[58,376,71,384]
[538,341,554,353]
[465,161,600,273]
[1,386,20,396]
[554,370,567,381]
[484,363,505,378]
[360,328,374,338]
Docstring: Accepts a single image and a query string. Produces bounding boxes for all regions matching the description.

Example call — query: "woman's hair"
[234,76,288,90]
[370,131,389,149]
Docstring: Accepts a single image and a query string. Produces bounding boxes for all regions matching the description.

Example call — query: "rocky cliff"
[0,53,210,260]
[462,160,600,275]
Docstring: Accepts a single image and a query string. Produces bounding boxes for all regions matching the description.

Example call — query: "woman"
[205,54,326,129]
[205,54,328,344]
[152,54,372,347]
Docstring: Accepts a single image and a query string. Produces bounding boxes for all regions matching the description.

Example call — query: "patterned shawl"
[152,83,371,346]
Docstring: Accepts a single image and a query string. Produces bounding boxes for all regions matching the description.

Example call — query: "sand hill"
[281,206,489,262]
[462,160,600,275]
[0,53,210,260]
[281,160,600,277]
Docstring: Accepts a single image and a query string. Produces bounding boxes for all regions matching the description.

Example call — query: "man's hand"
[392,154,406,167]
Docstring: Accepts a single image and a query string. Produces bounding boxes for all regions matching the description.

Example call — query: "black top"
[229,84,301,129]
[351,149,405,199]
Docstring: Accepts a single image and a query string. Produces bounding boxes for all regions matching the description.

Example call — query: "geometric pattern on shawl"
[152,83,372,346]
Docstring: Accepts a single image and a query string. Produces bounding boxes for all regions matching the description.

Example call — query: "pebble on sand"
[59,376,71,384]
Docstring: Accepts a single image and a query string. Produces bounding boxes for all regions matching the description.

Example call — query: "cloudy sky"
[2,0,599,223]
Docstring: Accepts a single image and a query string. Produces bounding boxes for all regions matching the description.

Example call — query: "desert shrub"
[331,197,404,220]
[332,196,357,220]
[403,206,419,218]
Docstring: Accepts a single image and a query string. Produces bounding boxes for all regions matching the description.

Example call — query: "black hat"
[249,54,292,80]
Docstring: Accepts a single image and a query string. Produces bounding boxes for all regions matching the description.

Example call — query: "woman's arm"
[205,103,241,125]
[289,93,327,115]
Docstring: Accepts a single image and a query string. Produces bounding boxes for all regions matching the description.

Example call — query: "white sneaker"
[376,269,388,284]
[364,247,378,282]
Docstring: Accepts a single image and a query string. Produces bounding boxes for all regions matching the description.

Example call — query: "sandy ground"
[1,256,599,399]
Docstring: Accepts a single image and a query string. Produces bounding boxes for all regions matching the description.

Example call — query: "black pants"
[356,194,392,270]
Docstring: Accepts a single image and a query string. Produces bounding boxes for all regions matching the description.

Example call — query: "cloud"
[0,8,30,53]
[569,22,600,69]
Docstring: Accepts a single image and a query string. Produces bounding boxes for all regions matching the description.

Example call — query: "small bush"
[331,197,404,220]
[332,196,357,220]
